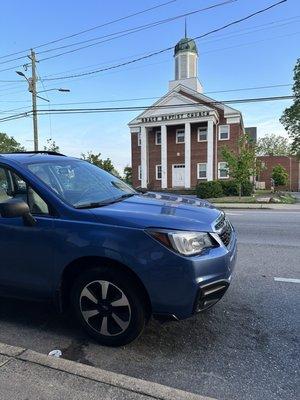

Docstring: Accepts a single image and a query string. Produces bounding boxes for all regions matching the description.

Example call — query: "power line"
[0,0,177,61]
[0,95,293,123]
[42,30,299,87]
[36,0,236,61]
[42,0,288,82]
[0,84,292,111]
[39,15,299,80]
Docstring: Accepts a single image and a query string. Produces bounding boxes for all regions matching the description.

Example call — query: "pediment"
[128,88,215,125]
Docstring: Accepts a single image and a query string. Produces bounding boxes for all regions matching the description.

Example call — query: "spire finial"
[184,18,187,38]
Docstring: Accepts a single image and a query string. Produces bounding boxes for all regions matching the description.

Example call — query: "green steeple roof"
[174,37,198,56]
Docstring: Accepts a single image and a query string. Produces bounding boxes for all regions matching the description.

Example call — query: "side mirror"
[0,198,36,226]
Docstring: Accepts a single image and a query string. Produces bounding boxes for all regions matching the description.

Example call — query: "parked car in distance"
[0,152,237,346]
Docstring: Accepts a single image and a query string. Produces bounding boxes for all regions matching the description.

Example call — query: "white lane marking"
[233,211,300,214]
[226,212,243,216]
[274,277,300,284]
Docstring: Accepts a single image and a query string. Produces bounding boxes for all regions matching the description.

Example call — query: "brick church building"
[128,33,248,190]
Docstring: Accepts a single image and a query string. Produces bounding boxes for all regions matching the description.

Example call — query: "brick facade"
[257,156,300,191]
[130,116,244,190]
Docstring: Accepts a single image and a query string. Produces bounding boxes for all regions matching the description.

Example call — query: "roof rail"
[0,151,66,156]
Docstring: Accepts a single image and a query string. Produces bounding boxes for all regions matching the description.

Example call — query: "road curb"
[212,203,300,210]
[0,342,213,400]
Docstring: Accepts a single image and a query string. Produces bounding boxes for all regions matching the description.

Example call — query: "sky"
[0,0,298,173]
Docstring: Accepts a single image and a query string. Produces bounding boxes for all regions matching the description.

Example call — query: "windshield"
[26,159,136,208]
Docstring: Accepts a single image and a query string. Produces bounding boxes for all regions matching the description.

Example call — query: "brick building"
[257,155,300,191]
[128,34,249,190]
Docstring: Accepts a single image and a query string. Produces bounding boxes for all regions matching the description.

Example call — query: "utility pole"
[29,49,38,151]
[16,53,69,151]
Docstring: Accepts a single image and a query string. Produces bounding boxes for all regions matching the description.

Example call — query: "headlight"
[147,229,216,256]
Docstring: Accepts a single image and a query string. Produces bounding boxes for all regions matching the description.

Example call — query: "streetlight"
[16,67,70,150]
[37,88,71,93]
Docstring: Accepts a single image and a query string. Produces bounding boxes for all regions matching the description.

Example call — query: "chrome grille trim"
[213,213,232,247]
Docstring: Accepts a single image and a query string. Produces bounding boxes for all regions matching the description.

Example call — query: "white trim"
[161,125,167,188]
[155,130,161,145]
[197,126,208,142]
[141,126,148,188]
[218,125,230,141]
[172,164,185,188]
[130,126,141,134]
[176,128,185,144]
[207,120,214,181]
[184,122,191,188]
[156,165,162,180]
[137,132,141,146]
[218,162,229,179]
[135,115,218,128]
[197,163,207,180]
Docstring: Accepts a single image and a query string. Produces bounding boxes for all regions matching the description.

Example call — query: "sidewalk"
[0,342,212,400]
[212,203,300,210]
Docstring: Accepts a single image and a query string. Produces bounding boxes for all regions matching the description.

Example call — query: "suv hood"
[89,192,221,232]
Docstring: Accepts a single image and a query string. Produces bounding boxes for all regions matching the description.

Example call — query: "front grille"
[214,213,225,231]
[219,222,232,247]
[214,213,232,247]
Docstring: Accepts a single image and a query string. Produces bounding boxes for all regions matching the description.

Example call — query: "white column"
[184,122,191,188]
[140,126,148,188]
[161,125,168,189]
[207,120,214,181]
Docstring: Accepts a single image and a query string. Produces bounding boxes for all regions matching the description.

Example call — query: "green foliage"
[219,180,239,196]
[257,134,291,156]
[0,132,25,153]
[43,138,60,153]
[221,134,258,197]
[271,164,289,187]
[81,151,114,172]
[241,180,253,196]
[280,58,300,157]
[81,151,119,176]
[123,165,132,185]
[204,180,254,197]
[196,181,223,199]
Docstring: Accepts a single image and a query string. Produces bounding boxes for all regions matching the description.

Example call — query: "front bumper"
[151,227,237,321]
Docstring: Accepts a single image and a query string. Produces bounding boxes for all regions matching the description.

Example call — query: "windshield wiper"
[75,193,136,209]
[75,201,112,209]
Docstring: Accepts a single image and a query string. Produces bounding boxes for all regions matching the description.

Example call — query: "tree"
[271,164,288,187]
[81,151,119,175]
[280,58,300,157]
[123,166,132,185]
[0,132,25,153]
[44,138,60,153]
[257,134,291,156]
[221,134,260,198]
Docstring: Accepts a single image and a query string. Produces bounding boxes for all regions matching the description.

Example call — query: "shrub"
[241,180,253,196]
[272,164,289,187]
[196,181,223,199]
[219,180,239,196]
[219,179,253,196]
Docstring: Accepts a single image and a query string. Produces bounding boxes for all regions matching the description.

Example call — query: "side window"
[0,167,49,215]
[11,171,50,215]
[0,167,12,202]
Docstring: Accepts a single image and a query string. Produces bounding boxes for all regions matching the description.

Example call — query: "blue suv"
[0,152,237,346]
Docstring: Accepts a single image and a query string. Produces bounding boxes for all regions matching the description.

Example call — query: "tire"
[70,267,146,346]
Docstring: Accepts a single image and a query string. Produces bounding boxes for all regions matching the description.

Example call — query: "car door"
[0,165,55,300]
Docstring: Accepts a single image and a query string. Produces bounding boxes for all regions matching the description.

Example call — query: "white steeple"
[169,22,203,93]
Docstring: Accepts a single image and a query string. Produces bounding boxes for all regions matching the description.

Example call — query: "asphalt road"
[0,210,299,400]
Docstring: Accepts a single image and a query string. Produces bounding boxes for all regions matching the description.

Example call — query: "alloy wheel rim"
[79,280,131,336]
